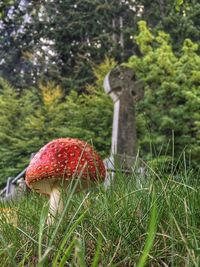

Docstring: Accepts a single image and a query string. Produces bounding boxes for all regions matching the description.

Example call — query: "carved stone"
[104,65,144,169]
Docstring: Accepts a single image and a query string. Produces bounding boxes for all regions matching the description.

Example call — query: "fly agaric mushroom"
[25,138,106,224]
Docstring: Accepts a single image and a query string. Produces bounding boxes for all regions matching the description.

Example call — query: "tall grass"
[0,160,199,266]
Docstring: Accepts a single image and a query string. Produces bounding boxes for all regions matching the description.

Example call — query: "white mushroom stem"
[47,186,64,225]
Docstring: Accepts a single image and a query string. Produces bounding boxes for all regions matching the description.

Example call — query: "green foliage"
[0,78,31,181]
[0,0,43,89]
[2,0,200,92]
[31,0,138,90]
[0,59,114,185]
[139,0,200,51]
[126,21,200,167]
[0,0,138,91]
[175,0,184,12]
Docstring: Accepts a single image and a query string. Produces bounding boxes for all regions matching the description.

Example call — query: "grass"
[0,160,199,266]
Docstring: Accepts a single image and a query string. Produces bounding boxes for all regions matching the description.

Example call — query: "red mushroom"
[25,138,106,224]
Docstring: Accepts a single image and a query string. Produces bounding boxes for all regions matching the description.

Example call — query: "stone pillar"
[104,65,144,170]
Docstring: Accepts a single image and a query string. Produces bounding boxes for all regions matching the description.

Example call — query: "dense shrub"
[126,21,200,168]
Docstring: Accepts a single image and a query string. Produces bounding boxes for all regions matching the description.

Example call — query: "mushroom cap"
[25,138,106,195]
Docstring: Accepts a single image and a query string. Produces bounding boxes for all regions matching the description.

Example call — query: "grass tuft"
[0,160,199,266]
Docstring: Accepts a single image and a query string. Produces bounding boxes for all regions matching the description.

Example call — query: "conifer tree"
[1,0,200,90]
[126,21,200,167]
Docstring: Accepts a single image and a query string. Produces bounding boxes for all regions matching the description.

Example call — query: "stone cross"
[104,65,144,170]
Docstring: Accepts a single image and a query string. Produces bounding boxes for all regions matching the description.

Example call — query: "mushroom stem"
[47,186,64,225]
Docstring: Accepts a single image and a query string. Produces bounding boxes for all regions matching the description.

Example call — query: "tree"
[0,0,142,91]
[0,0,31,88]
[126,21,200,168]
[0,0,58,89]
[0,77,36,182]
[139,0,200,51]
[2,0,200,92]
[27,0,140,91]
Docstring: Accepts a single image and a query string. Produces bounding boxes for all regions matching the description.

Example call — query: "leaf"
[136,190,158,267]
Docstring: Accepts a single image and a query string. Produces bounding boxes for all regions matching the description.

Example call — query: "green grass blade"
[136,190,158,267]
[48,181,87,248]
[38,204,49,265]
[91,234,103,267]
[74,237,87,267]
[0,233,18,267]
[58,239,75,267]
[52,211,87,267]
